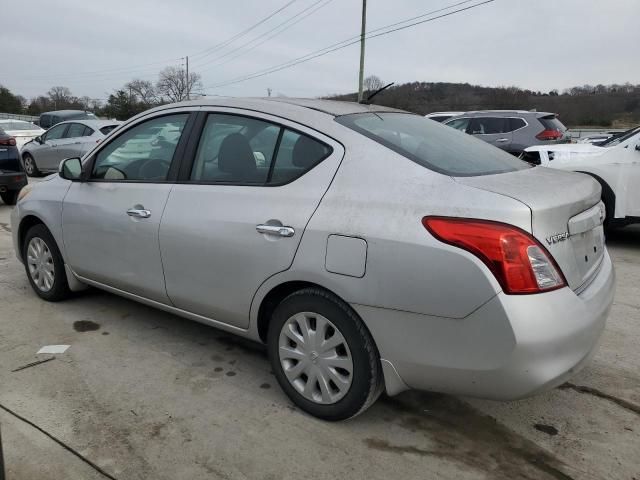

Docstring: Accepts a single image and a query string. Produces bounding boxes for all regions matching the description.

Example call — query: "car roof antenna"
[361,82,394,105]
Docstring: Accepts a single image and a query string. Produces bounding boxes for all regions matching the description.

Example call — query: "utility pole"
[185,55,190,100]
[357,0,367,103]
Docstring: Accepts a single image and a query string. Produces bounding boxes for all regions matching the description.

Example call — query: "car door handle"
[256,224,295,237]
[495,138,509,143]
[127,208,151,218]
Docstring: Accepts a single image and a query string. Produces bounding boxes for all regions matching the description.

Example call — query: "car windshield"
[599,126,640,147]
[0,121,39,131]
[335,112,530,177]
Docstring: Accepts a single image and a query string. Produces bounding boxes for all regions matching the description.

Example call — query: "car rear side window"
[83,126,95,136]
[336,112,530,177]
[509,118,526,131]
[268,129,331,184]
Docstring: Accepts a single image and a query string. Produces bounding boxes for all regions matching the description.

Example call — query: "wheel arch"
[17,215,47,258]
[575,170,616,220]
[256,280,337,344]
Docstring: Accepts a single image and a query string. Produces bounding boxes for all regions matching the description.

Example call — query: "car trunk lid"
[456,167,605,291]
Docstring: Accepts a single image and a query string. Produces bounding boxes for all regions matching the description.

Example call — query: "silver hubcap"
[27,237,55,292]
[24,157,33,174]
[278,312,353,404]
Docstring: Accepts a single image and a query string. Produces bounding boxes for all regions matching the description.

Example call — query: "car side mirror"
[59,157,83,181]
[35,136,42,144]
[635,144,640,152]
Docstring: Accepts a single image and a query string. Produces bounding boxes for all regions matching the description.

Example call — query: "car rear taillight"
[422,217,566,294]
[536,129,563,141]
[0,137,16,146]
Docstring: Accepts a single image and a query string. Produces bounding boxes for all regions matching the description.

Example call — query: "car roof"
[455,110,554,117]
[40,110,95,116]
[146,97,406,118]
[426,111,465,116]
[54,119,121,128]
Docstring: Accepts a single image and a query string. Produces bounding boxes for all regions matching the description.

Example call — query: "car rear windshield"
[600,125,640,146]
[0,121,39,131]
[335,112,530,177]
[100,125,118,135]
[538,115,567,132]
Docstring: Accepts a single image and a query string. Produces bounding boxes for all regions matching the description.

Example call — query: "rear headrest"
[218,133,256,177]
[292,135,327,168]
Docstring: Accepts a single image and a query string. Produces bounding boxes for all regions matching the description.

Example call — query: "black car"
[0,127,28,205]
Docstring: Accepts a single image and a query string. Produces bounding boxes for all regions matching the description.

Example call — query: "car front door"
[37,123,68,170]
[62,111,193,303]
[469,117,513,151]
[159,110,344,328]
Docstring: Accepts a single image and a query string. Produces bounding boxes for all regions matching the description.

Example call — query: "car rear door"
[159,109,344,329]
[468,117,513,151]
[62,110,195,303]
[56,123,87,161]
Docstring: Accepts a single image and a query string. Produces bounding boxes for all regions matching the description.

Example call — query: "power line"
[190,0,333,72]
[202,0,495,91]
[189,0,299,61]
[11,0,299,83]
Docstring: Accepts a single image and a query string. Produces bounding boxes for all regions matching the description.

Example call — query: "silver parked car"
[444,110,571,155]
[11,98,614,421]
[22,119,121,176]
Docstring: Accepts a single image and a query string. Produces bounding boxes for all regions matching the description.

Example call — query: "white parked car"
[0,119,45,150]
[424,111,465,123]
[521,126,640,227]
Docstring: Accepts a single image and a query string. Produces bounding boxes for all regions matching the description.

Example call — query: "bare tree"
[126,79,158,106]
[47,86,73,109]
[364,75,384,92]
[156,67,202,103]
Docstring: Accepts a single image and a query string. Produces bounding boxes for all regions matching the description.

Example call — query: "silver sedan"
[21,119,121,176]
[11,98,615,420]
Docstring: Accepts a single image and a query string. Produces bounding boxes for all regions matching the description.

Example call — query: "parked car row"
[521,125,640,227]
[21,119,121,176]
[0,127,27,205]
[10,98,615,421]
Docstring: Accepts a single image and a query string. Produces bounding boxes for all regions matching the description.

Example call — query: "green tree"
[0,85,23,113]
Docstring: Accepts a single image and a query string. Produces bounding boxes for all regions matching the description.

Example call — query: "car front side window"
[43,124,67,142]
[90,114,188,182]
[445,118,470,132]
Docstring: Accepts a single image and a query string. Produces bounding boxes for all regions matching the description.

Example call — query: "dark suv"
[38,110,97,129]
[0,127,27,205]
[444,110,570,155]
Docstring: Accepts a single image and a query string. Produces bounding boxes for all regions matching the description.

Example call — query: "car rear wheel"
[267,288,383,421]
[22,224,70,301]
[0,191,18,206]
[22,154,40,177]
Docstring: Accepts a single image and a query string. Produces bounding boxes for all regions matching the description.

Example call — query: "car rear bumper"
[0,172,27,192]
[353,250,615,399]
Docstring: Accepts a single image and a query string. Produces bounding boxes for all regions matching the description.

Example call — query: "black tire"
[22,224,71,302]
[267,288,383,421]
[22,153,40,177]
[0,191,18,206]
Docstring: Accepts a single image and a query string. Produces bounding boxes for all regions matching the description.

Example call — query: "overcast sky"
[3,0,639,102]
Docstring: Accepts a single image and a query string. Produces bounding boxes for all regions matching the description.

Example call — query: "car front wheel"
[0,191,18,205]
[22,154,40,177]
[22,224,70,301]
[268,288,383,421]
